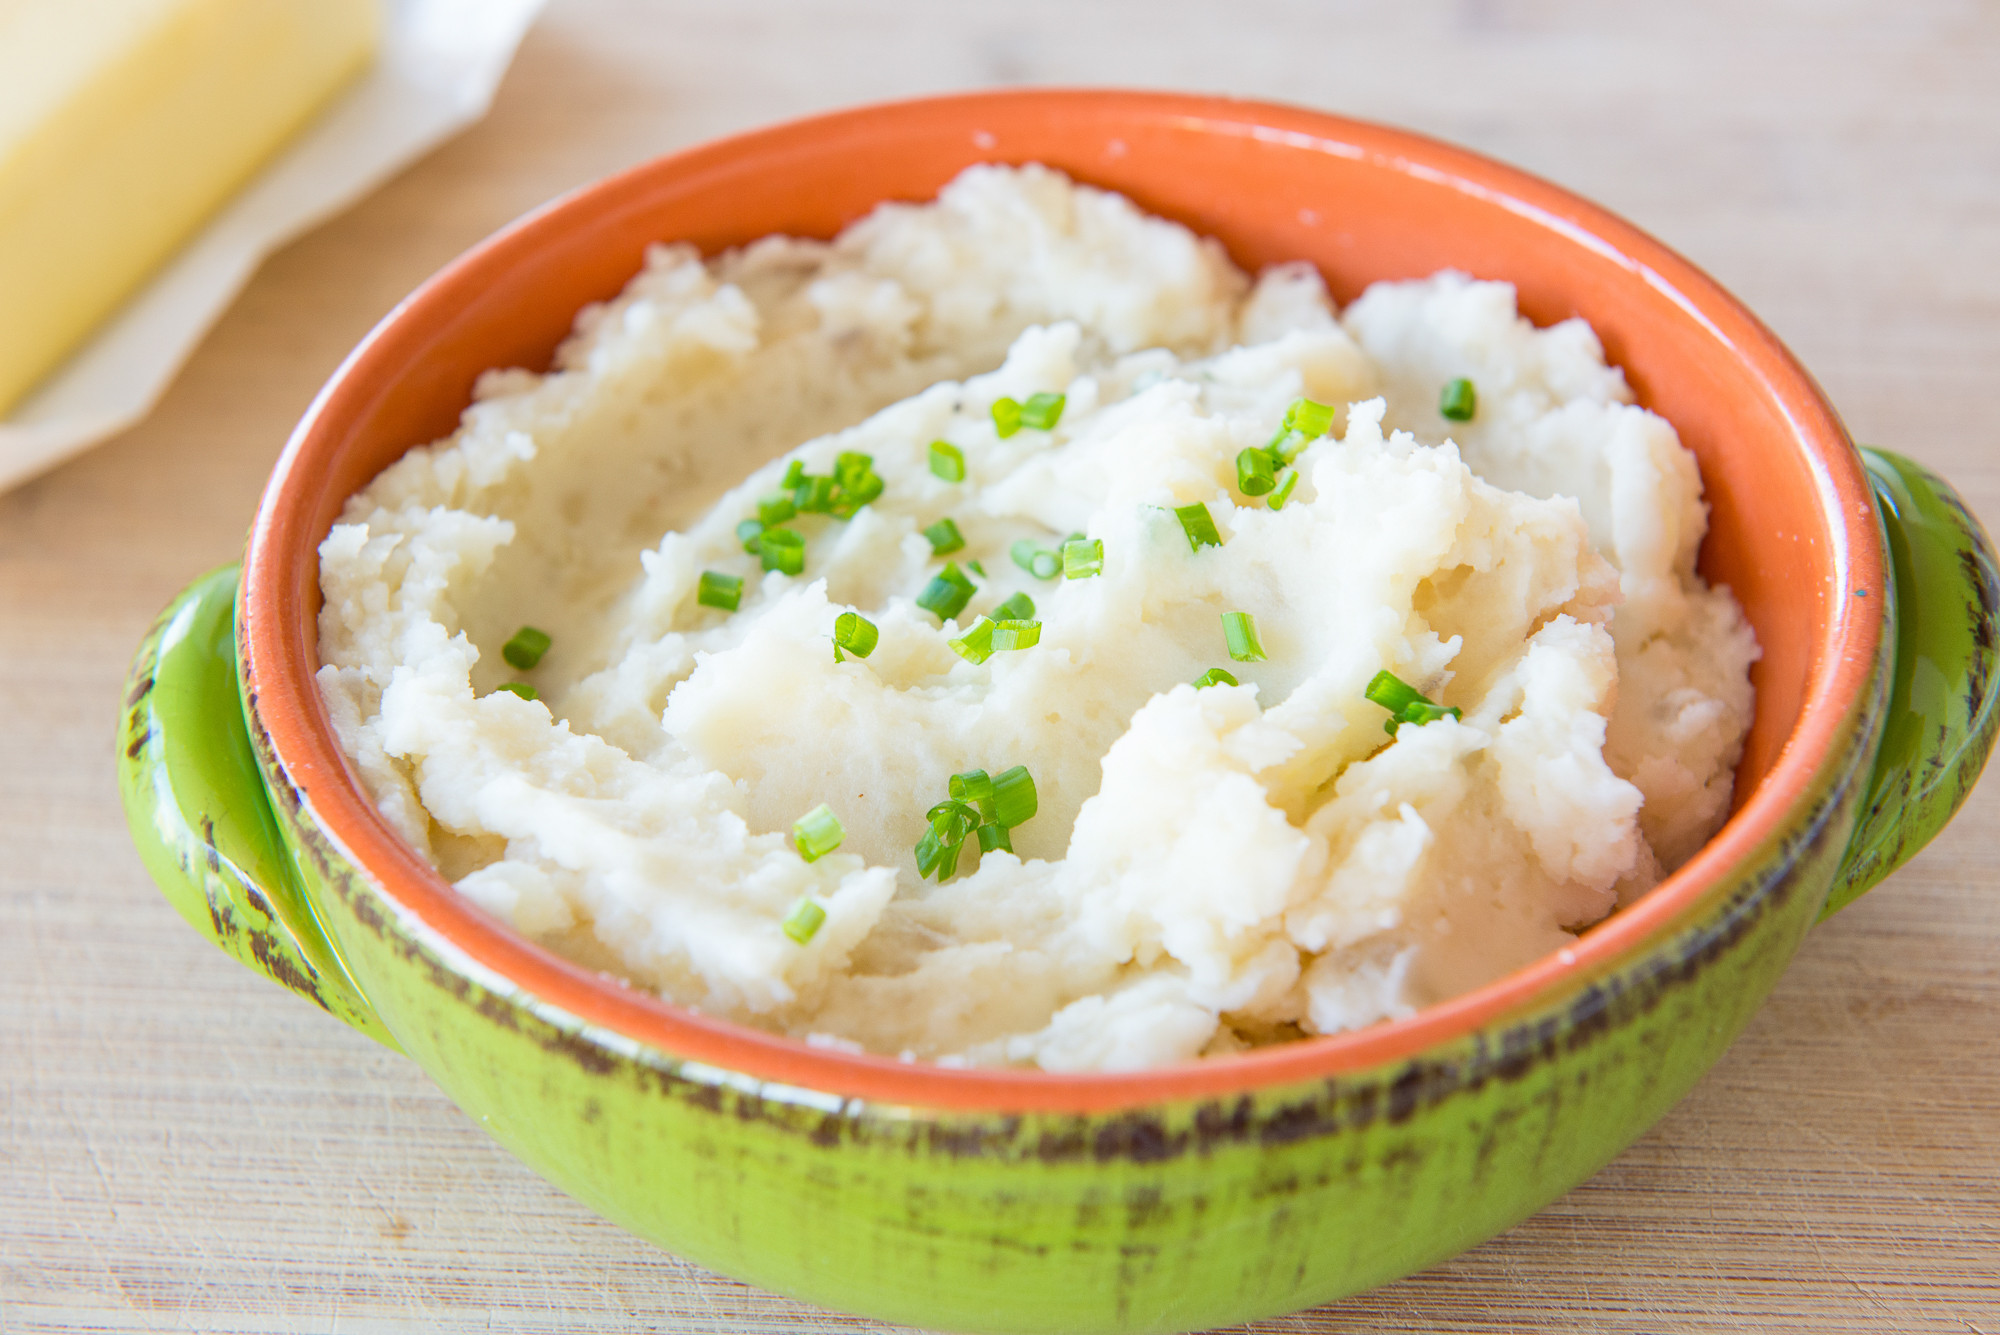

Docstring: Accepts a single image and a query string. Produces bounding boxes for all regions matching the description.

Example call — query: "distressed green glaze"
[1822,448,2000,916]
[115,449,1994,1334]
[116,565,395,1049]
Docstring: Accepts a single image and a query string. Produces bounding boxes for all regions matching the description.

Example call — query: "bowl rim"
[243,87,1879,1114]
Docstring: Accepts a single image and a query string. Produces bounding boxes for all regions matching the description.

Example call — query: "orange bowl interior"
[244,90,1878,1113]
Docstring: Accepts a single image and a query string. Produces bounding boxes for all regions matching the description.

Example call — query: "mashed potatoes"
[316,165,1757,1071]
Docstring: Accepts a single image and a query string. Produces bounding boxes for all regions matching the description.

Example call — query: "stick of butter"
[0,0,381,417]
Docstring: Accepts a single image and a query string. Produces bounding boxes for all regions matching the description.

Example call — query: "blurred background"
[4,2,1996,1332]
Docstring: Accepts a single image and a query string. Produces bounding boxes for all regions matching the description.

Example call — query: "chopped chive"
[924,517,966,554]
[1267,426,1309,464]
[992,765,1038,829]
[736,518,766,553]
[1193,668,1239,689]
[795,474,837,514]
[1174,502,1224,551]
[1236,447,1277,497]
[1020,391,1066,431]
[501,625,551,671]
[830,468,885,518]
[949,769,996,814]
[758,491,797,526]
[793,804,845,862]
[914,826,962,882]
[1363,669,1426,716]
[1222,611,1267,662]
[968,560,987,577]
[991,397,1023,438]
[976,822,1013,854]
[1268,466,1300,510]
[781,460,806,490]
[1283,397,1335,438]
[991,619,1041,651]
[781,898,826,945]
[929,440,966,483]
[697,570,743,611]
[496,681,538,700]
[917,562,977,621]
[1011,539,1063,580]
[833,611,878,661]
[1062,537,1104,579]
[927,799,981,846]
[949,617,996,664]
[992,591,1036,622]
[1364,669,1462,736]
[835,452,874,488]
[758,527,806,576]
[1439,377,1477,422]
[916,799,980,882]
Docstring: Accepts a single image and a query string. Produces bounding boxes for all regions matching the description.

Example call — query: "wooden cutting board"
[3,2,1996,1331]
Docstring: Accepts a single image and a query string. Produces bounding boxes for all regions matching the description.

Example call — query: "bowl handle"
[118,565,399,1048]
[1824,447,2000,916]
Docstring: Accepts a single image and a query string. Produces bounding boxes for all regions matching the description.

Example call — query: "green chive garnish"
[1268,466,1300,510]
[830,466,884,518]
[949,617,996,664]
[1236,447,1277,497]
[1193,668,1238,689]
[968,560,987,577]
[833,611,878,661]
[1284,397,1335,438]
[781,898,826,945]
[697,570,743,611]
[991,397,1024,438]
[1364,669,1463,736]
[1174,502,1223,551]
[915,799,982,882]
[1222,611,1267,662]
[917,562,977,621]
[758,492,797,526]
[793,804,845,862]
[992,591,1035,622]
[496,681,538,700]
[1020,392,1065,431]
[782,460,806,490]
[928,799,981,846]
[758,527,806,575]
[1062,537,1103,579]
[1267,427,1308,464]
[992,765,1038,829]
[913,827,961,882]
[930,440,966,483]
[835,452,874,488]
[924,517,966,554]
[736,518,766,553]
[795,474,837,514]
[1011,539,1060,580]
[991,620,1041,651]
[949,769,996,815]
[977,822,1013,854]
[1439,377,1477,422]
[501,626,551,671]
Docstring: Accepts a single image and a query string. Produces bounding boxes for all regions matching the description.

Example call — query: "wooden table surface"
[5,2,1998,1332]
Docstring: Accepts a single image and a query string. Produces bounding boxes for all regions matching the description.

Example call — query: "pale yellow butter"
[0,0,380,416]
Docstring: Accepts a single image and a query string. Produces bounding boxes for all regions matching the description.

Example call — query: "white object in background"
[0,0,548,495]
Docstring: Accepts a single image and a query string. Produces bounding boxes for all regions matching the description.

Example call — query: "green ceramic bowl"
[117,91,1999,1333]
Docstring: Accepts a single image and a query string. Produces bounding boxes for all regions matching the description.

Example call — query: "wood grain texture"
[3,1,1997,1331]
